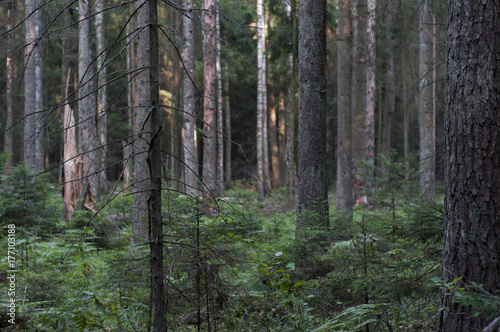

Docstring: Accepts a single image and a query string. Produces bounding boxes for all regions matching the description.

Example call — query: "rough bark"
[364,0,376,188]
[297,0,328,227]
[216,7,224,197]
[124,7,136,193]
[381,7,395,176]
[439,1,500,331]
[256,0,266,200]
[24,0,44,171]
[78,0,100,206]
[223,62,232,187]
[418,0,435,199]
[96,0,108,195]
[182,0,199,196]
[202,0,217,198]
[336,0,354,217]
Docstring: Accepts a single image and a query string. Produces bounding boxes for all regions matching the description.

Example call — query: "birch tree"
[256,0,267,200]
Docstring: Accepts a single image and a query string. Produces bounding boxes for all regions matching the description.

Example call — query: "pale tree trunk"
[364,0,376,189]
[216,7,224,197]
[223,63,232,187]
[439,1,500,330]
[269,89,282,188]
[297,0,328,227]
[381,6,395,176]
[182,0,198,196]
[4,6,15,170]
[256,0,265,200]
[24,0,44,171]
[78,0,100,207]
[418,0,435,199]
[124,7,136,193]
[336,0,354,217]
[285,0,297,206]
[96,0,108,195]
[202,0,217,198]
[63,70,80,221]
[262,16,270,194]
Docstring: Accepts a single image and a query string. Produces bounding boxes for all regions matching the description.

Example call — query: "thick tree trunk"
[96,0,108,195]
[364,0,376,188]
[78,0,100,206]
[381,8,395,176]
[24,0,44,171]
[297,0,328,227]
[182,0,199,196]
[336,0,354,217]
[202,0,217,198]
[439,1,500,331]
[418,0,435,199]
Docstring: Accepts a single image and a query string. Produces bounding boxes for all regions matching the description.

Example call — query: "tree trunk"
[4,5,15,170]
[439,1,500,331]
[364,0,376,189]
[202,0,217,198]
[256,0,266,200]
[78,0,100,207]
[216,7,224,197]
[24,0,44,171]
[223,63,232,188]
[124,6,136,193]
[381,7,395,176]
[297,0,328,227]
[336,0,354,217]
[182,0,198,196]
[96,0,108,195]
[418,0,435,199]
[269,88,282,188]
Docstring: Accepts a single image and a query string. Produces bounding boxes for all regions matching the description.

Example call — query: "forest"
[0,0,499,331]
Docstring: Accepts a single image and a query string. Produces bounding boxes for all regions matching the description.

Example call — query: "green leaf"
[293,281,306,288]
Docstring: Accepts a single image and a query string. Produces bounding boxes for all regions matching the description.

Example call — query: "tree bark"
[78,0,100,205]
[297,0,328,227]
[96,0,108,195]
[182,0,199,196]
[256,0,266,200]
[223,63,232,188]
[336,0,354,217]
[202,0,217,198]
[418,0,435,199]
[124,6,136,193]
[216,7,224,197]
[24,0,44,171]
[364,0,376,189]
[4,5,15,170]
[439,1,500,330]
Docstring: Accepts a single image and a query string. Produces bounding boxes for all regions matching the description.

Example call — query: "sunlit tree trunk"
[78,0,100,205]
[439,1,500,330]
[96,0,108,194]
[216,7,224,197]
[202,0,217,198]
[269,89,282,188]
[182,0,199,196]
[297,0,328,226]
[418,0,435,199]
[336,0,354,217]
[256,0,266,200]
[24,0,44,171]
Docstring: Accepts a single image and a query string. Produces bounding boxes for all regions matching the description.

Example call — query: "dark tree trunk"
[439,1,500,331]
[336,0,354,217]
[297,0,328,228]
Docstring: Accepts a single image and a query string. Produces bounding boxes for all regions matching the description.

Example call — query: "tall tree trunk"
[256,0,266,200]
[364,0,376,189]
[24,0,44,171]
[381,7,395,176]
[223,62,232,187]
[285,0,297,206]
[202,0,217,198]
[297,0,328,227]
[124,6,136,193]
[96,0,108,195]
[78,0,99,206]
[418,0,435,199]
[439,1,500,330]
[216,7,224,197]
[269,88,282,188]
[4,5,15,170]
[336,0,354,217]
